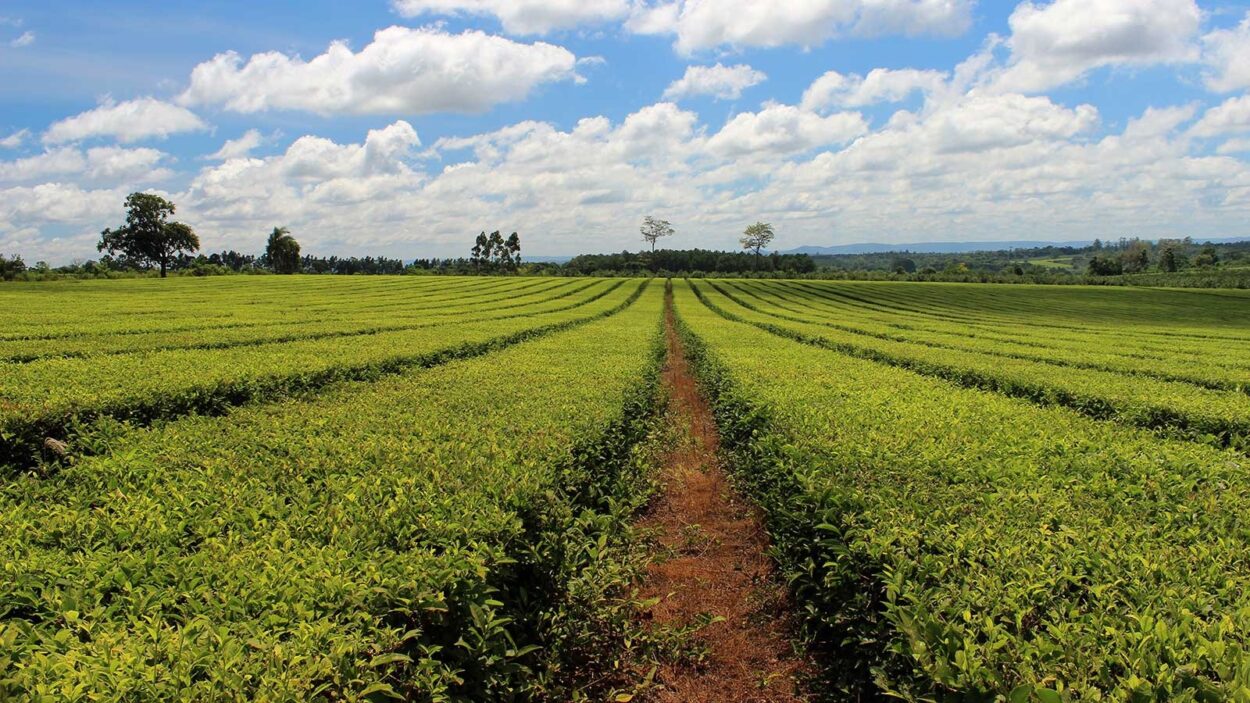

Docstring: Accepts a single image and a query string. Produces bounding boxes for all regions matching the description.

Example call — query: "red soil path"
[636,296,810,702]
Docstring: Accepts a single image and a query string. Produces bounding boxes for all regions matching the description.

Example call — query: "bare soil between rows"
[636,295,811,702]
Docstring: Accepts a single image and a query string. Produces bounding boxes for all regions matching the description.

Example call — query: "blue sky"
[2,0,1249,263]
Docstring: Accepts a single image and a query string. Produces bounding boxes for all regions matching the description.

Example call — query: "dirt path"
[637,294,809,702]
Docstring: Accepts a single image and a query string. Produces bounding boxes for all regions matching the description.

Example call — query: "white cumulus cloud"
[281,121,421,181]
[995,0,1201,93]
[707,103,868,157]
[1191,95,1250,137]
[392,0,630,34]
[0,129,29,149]
[43,98,208,145]
[921,94,1099,153]
[802,68,948,111]
[663,63,767,101]
[629,0,973,53]
[0,183,127,228]
[1216,137,1250,154]
[207,130,267,161]
[0,146,171,184]
[9,30,34,48]
[1202,12,1250,93]
[178,26,580,116]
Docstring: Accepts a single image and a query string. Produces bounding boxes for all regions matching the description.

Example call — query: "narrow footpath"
[637,295,810,702]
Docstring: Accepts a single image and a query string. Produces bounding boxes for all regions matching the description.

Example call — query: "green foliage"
[1159,245,1181,272]
[1120,240,1151,273]
[265,227,302,274]
[0,278,639,471]
[0,253,25,281]
[0,281,666,701]
[740,222,776,258]
[693,279,1250,451]
[565,248,815,275]
[807,238,1250,288]
[1196,245,1220,268]
[892,257,917,274]
[673,278,1250,701]
[1087,255,1122,276]
[471,232,522,273]
[7,273,1250,702]
[97,193,200,278]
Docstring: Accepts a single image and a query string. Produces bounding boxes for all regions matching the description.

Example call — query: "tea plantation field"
[2,275,1250,701]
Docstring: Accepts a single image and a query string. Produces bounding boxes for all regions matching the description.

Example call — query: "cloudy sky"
[2,0,1249,263]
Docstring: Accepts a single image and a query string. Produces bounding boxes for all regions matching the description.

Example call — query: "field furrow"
[672,278,1250,701]
[691,280,1250,450]
[723,281,1250,392]
[0,279,609,362]
[0,281,665,701]
[0,280,640,472]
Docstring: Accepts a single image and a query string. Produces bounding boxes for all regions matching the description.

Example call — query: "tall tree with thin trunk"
[265,227,302,274]
[98,193,199,278]
[470,231,490,271]
[740,221,775,262]
[504,232,522,272]
[640,216,675,252]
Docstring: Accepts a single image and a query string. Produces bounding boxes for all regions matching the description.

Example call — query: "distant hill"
[782,236,1250,256]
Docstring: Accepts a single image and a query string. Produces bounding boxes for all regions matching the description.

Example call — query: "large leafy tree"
[265,227,302,274]
[740,221,775,260]
[97,193,199,277]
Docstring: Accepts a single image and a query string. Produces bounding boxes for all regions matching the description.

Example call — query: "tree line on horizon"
[0,195,816,280]
[1084,237,1224,276]
[2,193,1245,283]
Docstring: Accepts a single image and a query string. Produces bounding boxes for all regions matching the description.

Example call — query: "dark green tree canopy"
[1158,245,1180,273]
[1195,245,1220,268]
[505,232,521,270]
[0,253,26,281]
[265,227,302,274]
[470,231,521,273]
[1087,255,1123,276]
[98,193,199,277]
[892,257,917,274]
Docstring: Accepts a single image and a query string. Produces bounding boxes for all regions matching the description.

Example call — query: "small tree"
[1194,245,1219,268]
[265,227,301,274]
[1158,245,1180,273]
[891,257,917,274]
[0,253,26,281]
[1119,240,1150,274]
[98,193,199,277]
[1087,255,1123,276]
[640,216,675,252]
[740,221,775,261]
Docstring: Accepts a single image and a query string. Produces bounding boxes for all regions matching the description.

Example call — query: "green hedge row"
[674,279,1250,701]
